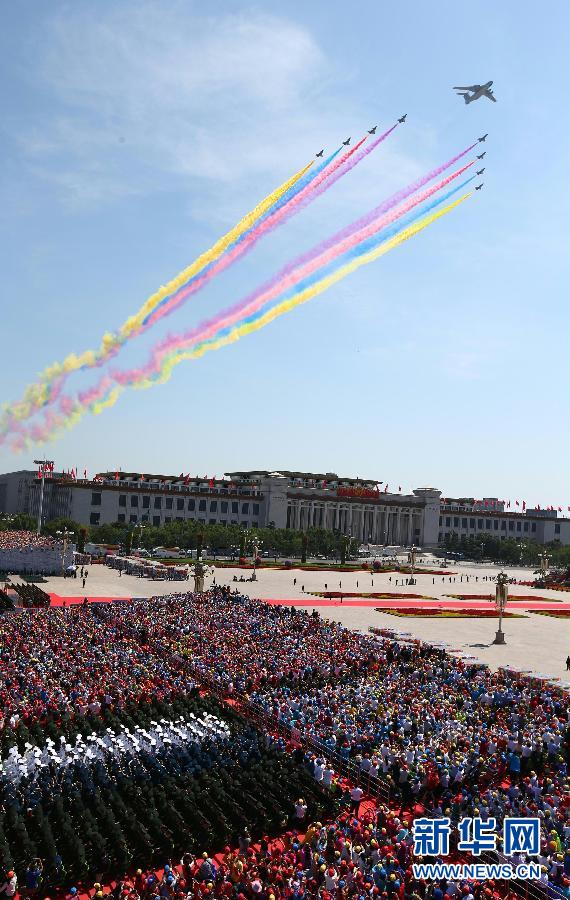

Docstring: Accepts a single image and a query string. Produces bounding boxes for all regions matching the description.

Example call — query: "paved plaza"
[38,557,570,683]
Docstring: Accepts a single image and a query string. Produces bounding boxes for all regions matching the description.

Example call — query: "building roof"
[225,470,380,485]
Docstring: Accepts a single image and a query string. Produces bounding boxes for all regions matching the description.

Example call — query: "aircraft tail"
[457,92,472,104]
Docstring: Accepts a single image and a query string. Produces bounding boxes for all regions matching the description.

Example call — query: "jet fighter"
[316,150,324,158]
[476,168,485,175]
[368,126,377,134]
[478,134,488,142]
[475,183,484,191]
[476,152,486,159]
[398,114,407,123]
[454,81,496,103]
[342,137,351,146]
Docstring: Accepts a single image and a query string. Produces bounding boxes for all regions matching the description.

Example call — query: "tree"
[339,534,352,565]
[77,527,88,553]
[125,526,134,556]
[43,517,82,541]
[0,513,36,532]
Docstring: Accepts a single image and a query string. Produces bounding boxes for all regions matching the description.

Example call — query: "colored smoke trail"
[14,189,471,447]
[28,164,475,435]
[291,141,478,271]
[3,125,399,437]
[140,130,393,329]
[0,156,316,429]
[118,164,476,386]
[278,124,400,220]
[138,145,343,328]
[127,193,473,390]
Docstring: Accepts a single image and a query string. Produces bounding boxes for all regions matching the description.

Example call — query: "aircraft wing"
[453,85,480,91]
[484,89,497,102]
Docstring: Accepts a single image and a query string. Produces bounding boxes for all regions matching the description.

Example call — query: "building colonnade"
[287,500,422,546]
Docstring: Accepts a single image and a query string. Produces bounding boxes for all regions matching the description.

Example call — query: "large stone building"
[1,469,569,548]
[438,497,570,547]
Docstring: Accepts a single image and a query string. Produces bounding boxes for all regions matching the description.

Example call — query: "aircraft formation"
[315,101,489,190]
[317,115,407,158]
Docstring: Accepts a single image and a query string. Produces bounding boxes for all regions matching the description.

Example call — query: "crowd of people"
[0,531,60,552]
[0,587,566,898]
[98,799,569,900]
[0,606,196,730]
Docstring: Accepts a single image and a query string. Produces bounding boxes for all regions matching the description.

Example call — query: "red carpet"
[260,596,567,611]
[44,594,566,611]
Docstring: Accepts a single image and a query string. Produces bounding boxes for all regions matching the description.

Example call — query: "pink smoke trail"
[143,130,398,329]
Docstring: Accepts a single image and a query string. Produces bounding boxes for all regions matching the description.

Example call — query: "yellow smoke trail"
[10,158,314,415]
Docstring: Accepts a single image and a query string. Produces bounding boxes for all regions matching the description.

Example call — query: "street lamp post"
[34,459,54,534]
[135,522,147,552]
[341,532,352,566]
[493,571,509,645]
[250,535,261,581]
[56,527,73,576]
[408,544,418,585]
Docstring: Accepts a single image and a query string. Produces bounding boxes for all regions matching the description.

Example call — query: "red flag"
[209,477,215,488]
[537,504,540,510]
[522,501,526,511]
[83,469,87,479]
[140,474,145,481]
[384,484,388,493]
[558,506,562,512]
[515,500,519,506]
[115,471,119,481]
[398,485,402,492]
[507,501,511,509]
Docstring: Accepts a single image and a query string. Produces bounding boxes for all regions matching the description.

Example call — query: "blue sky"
[1,0,568,505]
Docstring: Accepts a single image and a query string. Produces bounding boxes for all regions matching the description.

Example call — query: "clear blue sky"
[1,0,568,505]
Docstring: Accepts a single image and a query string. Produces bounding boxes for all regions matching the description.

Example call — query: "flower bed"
[310,591,435,600]
[374,607,526,618]
[444,593,560,602]
[531,609,570,618]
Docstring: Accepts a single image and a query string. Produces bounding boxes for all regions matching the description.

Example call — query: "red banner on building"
[337,486,380,500]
